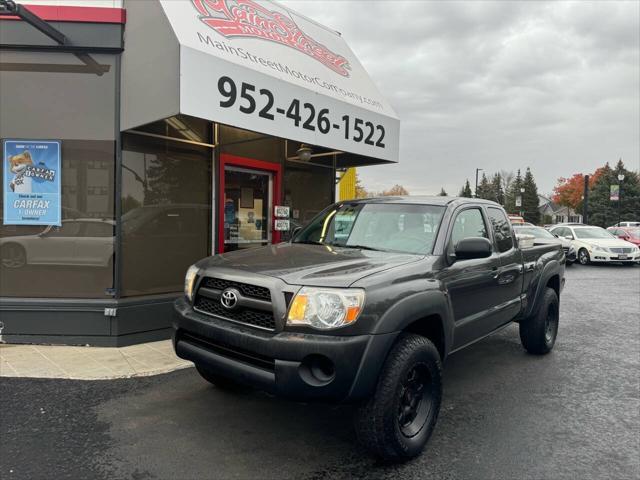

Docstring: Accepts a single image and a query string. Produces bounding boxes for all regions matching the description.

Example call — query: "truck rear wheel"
[519,287,559,355]
[195,365,252,393]
[354,333,442,461]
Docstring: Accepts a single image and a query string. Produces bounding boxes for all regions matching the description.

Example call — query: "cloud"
[283,0,639,196]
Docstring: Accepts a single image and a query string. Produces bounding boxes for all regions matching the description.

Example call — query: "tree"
[588,159,640,227]
[521,167,540,224]
[459,179,472,198]
[500,170,514,195]
[476,173,492,200]
[354,172,371,199]
[491,173,505,205]
[380,184,409,196]
[505,169,522,214]
[552,173,597,210]
[438,187,448,196]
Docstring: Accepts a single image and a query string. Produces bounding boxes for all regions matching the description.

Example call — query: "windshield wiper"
[295,240,333,246]
[341,244,385,252]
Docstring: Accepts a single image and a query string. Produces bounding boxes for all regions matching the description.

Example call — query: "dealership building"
[0,0,399,345]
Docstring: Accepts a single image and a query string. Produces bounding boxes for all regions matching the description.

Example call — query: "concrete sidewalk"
[0,340,193,380]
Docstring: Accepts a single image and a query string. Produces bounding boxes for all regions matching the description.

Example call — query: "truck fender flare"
[370,289,454,359]
[525,259,561,319]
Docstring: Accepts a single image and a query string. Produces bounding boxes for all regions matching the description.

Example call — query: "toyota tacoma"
[173,197,565,460]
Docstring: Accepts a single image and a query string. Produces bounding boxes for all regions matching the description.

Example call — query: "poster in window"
[240,188,254,208]
[3,140,61,226]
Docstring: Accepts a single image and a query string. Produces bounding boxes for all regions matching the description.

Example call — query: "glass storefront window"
[0,51,116,298]
[121,131,211,297]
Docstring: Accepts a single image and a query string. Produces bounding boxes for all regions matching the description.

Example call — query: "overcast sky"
[283,0,639,196]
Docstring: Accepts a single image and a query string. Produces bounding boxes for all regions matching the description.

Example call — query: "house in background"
[538,195,583,224]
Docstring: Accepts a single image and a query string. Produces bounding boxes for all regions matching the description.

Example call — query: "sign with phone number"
[218,76,388,149]
[179,47,399,162]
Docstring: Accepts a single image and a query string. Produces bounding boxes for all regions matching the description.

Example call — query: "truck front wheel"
[519,287,559,355]
[354,333,442,461]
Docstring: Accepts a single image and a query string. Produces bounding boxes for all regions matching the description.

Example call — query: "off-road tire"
[195,365,252,393]
[519,287,559,355]
[354,333,442,461]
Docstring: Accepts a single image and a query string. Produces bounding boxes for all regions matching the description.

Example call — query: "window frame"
[486,206,515,254]
[446,206,492,257]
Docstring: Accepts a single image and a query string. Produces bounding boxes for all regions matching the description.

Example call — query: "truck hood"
[198,243,424,287]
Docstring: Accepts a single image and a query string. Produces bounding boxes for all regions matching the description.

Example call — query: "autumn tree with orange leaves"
[552,170,601,209]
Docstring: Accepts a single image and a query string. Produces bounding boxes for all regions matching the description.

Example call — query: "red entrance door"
[218,154,281,253]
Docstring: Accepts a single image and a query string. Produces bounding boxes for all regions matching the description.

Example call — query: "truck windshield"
[293,203,445,255]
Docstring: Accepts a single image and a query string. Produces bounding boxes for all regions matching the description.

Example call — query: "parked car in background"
[607,227,640,247]
[508,214,525,225]
[550,225,640,266]
[610,221,640,228]
[0,219,114,269]
[514,225,576,265]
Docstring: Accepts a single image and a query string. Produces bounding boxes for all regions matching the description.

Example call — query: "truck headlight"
[287,287,365,330]
[184,265,199,302]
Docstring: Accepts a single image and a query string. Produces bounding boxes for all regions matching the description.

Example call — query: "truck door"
[440,207,505,349]
[486,207,523,324]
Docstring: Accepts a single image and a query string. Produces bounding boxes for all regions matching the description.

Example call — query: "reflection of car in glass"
[174,197,565,461]
[514,225,576,265]
[550,225,640,265]
[0,219,114,269]
[607,227,640,247]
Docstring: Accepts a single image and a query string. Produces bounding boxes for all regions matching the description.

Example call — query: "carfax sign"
[3,140,62,226]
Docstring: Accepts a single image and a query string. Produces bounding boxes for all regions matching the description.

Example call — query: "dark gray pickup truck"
[173,196,565,460]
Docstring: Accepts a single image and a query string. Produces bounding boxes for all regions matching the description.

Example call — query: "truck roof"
[342,196,501,207]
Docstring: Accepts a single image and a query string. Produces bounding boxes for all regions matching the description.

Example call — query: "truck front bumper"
[173,298,398,402]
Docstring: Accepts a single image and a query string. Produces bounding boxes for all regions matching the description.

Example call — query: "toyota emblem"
[220,288,239,310]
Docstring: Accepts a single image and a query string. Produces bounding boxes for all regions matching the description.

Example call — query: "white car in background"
[0,219,114,269]
[550,224,640,266]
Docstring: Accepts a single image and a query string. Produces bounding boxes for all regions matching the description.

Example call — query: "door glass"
[223,168,271,252]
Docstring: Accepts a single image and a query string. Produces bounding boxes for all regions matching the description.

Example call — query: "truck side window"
[487,207,514,253]
[451,208,488,247]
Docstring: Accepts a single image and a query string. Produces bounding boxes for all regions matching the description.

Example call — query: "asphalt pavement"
[1,264,638,480]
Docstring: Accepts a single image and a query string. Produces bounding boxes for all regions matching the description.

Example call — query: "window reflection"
[121,132,211,296]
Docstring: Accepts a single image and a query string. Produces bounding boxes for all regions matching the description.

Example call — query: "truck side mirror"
[453,237,493,260]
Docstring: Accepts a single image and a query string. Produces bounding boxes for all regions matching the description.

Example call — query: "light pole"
[475,168,483,198]
[520,187,525,218]
[617,173,625,226]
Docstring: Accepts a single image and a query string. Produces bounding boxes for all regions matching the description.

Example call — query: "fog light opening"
[299,354,336,387]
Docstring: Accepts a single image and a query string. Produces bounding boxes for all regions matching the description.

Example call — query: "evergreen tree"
[505,169,523,214]
[438,187,448,196]
[588,160,640,227]
[522,167,540,224]
[476,173,492,200]
[459,179,473,198]
[491,173,504,205]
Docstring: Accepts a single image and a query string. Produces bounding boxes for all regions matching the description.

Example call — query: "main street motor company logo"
[191,0,352,77]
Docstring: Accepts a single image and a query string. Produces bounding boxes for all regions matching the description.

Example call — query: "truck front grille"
[194,293,276,331]
[201,277,271,301]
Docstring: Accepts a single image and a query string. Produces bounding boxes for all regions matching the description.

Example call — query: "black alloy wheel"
[398,364,434,438]
[544,301,559,345]
[355,333,442,461]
